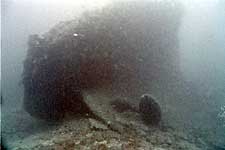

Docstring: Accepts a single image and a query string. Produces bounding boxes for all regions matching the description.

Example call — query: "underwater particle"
[73,33,78,37]
[139,94,162,126]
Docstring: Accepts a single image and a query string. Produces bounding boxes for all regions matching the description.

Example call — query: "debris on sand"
[89,118,108,131]
[139,94,162,125]
[9,108,207,150]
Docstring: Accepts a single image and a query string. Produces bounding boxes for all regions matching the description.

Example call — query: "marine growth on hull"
[22,1,182,121]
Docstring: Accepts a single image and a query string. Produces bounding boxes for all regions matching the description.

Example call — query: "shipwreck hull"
[22,1,183,120]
